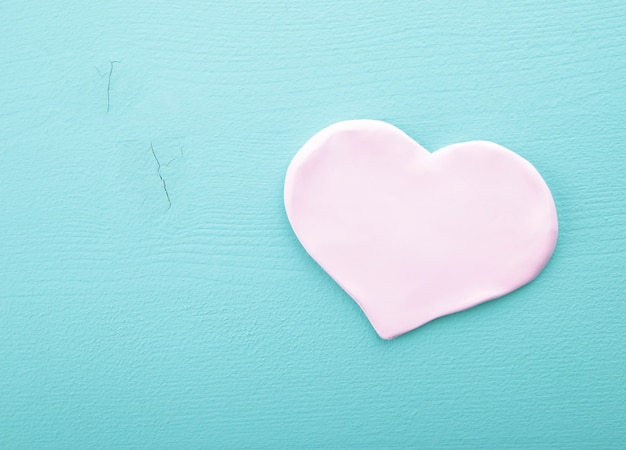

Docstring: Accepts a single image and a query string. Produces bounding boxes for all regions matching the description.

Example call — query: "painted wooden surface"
[1,0,625,447]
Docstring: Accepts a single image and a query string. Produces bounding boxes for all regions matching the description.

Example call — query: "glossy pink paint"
[285,120,558,339]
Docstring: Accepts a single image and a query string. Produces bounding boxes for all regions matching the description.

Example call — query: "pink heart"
[284,120,558,339]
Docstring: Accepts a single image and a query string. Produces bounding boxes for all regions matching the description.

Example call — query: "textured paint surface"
[285,120,558,339]
[0,0,625,448]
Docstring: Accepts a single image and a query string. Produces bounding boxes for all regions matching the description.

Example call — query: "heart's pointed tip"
[375,327,415,341]
[375,330,396,341]
[370,322,411,341]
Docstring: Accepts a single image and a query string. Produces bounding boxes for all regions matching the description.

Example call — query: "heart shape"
[284,120,558,339]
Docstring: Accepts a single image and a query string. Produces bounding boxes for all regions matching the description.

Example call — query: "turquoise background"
[1,0,625,448]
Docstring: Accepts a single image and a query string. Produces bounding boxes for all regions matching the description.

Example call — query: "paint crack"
[149,144,184,210]
[150,143,172,210]
[106,60,120,113]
